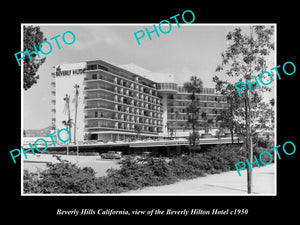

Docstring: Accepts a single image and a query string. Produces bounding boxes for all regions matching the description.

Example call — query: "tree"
[134,124,142,140]
[62,94,72,155]
[183,76,203,100]
[23,25,46,90]
[213,77,241,144]
[184,76,204,155]
[269,98,274,107]
[200,111,214,135]
[215,26,275,194]
[175,111,180,120]
[186,98,200,135]
[188,131,200,147]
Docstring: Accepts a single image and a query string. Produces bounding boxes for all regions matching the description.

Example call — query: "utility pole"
[74,84,80,158]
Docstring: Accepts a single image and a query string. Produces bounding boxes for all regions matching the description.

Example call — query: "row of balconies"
[167,114,220,121]
[167,108,222,116]
[119,98,161,111]
[84,71,158,96]
[114,104,162,115]
[167,119,220,129]
[85,93,161,110]
[115,88,160,104]
[84,82,161,105]
[167,102,228,110]
[176,87,216,95]
[85,113,162,126]
[85,121,161,133]
[84,103,163,119]
[167,94,226,102]
[113,77,155,95]
[85,97,162,114]
[85,64,157,90]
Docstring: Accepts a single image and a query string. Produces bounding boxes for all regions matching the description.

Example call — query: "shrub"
[168,156,206,179]
[24,145,252,194]
[183,145,246,174]
[95,157,177,193]
[23,170,42,193]
[254,146,274,165]
[23,155,97,194]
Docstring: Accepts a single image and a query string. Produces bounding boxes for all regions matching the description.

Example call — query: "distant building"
[50,59,228,143]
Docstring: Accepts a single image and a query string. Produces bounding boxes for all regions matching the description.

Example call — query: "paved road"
[126,164,275,195]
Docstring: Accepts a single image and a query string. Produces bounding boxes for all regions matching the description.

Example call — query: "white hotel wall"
[54,62,86,143]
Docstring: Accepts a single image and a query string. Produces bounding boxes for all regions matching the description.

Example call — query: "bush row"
[24,145,269,194]
[24,156,98,193]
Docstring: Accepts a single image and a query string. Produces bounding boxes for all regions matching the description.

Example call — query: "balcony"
[85,65,158,93]
[84,81,161,106]
[84,93,115,102]
[84,104,116,111]
[85,104,162,119]
[85,122,160,134]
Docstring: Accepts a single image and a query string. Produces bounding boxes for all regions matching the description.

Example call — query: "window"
[98,64,108,71]
[87,64,97,70]
[92,74,97,79]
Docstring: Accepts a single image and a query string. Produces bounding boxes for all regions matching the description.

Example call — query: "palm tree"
[183,76,203,100]
[63,94,72,155]
[63,94,71,125]
[187,102,200,134]
[184,76,204,155]
[62,119,72,155]
[184,75,204,133]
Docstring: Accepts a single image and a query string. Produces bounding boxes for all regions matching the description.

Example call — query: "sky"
[23,24,275,129]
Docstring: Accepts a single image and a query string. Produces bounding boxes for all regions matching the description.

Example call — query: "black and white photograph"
[21,23,276,195]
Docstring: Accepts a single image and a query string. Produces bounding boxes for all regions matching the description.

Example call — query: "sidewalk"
[126,164,275,195]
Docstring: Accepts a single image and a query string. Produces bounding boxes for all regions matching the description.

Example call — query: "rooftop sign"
[55,65,86,77]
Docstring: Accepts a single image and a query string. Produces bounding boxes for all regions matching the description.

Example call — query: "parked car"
[100,151,122,159]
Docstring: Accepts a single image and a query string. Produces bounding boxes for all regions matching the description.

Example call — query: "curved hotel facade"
[51,59,228,143]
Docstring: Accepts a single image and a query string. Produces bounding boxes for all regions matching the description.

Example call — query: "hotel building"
[50,59,228,143]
